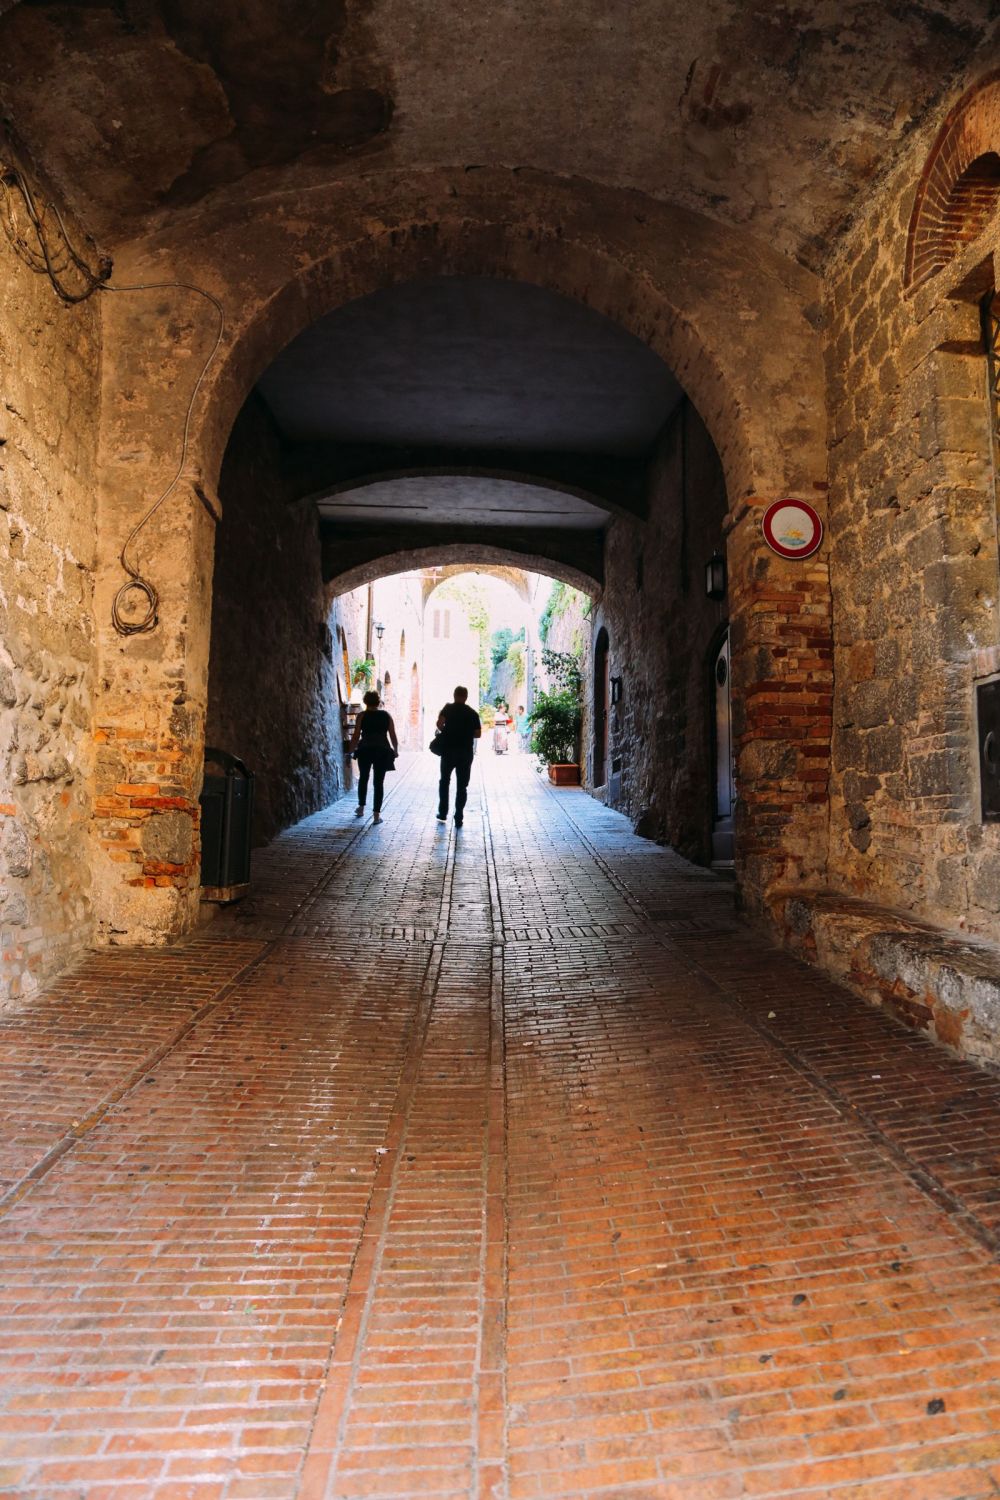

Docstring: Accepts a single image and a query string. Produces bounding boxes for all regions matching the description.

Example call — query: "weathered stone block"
[0,821,32,879]
[140,811,194,867]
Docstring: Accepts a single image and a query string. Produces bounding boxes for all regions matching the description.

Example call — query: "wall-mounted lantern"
[610,675,623,705]
[374,621,385,642]
[705,551,727,601]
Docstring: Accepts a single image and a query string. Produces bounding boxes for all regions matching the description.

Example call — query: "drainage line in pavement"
[297,790,461,1500]
[544,780,1000,1263]
[474,778,511,1500]
[296,941,445,1500]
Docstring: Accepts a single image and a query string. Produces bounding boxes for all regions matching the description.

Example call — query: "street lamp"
[373,621,385,694]
[705,551,727,601]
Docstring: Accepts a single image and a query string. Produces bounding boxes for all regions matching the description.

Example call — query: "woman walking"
[350,690,399,824]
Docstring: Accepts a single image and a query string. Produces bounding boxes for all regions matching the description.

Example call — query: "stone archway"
[329,546,599,604]
[93,171,830,943]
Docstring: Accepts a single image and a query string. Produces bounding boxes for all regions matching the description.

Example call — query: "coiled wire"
[1,158,225,636]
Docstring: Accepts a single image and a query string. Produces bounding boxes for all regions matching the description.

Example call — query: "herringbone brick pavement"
[2,754,1000,1498]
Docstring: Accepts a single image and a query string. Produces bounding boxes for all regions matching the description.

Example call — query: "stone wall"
[751,75,1000,1061]
[0,254,100,1000]
[90,172,829,946]
[822,108,1000,941]
[591,400,729,864]
[206,396,347,847]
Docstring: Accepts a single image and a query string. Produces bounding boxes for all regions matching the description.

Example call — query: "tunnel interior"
[207,272,729,859]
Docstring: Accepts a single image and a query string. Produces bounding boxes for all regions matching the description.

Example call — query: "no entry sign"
[761,499,824,560]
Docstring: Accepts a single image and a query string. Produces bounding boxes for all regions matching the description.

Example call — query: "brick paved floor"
[3,754,1000,1498]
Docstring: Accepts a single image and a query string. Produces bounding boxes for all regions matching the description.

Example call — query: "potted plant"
[529,649,583,785]
[351,656,375,690]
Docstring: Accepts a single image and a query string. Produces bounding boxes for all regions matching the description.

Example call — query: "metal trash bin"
[200,748,254,901]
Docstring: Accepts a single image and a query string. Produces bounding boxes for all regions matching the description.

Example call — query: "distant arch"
[328,544,600,601]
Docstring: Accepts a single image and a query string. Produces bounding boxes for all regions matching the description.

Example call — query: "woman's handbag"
[429,733,443,756]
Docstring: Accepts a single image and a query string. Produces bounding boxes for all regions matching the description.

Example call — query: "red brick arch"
[905,69,1000,292]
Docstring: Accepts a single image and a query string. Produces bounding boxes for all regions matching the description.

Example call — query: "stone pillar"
[91,285,220,947]
[727,494,834,914]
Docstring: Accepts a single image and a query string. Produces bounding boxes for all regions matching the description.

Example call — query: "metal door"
[712,632,735,865]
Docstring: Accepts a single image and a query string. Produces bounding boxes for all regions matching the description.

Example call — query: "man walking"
[436,686,482,828]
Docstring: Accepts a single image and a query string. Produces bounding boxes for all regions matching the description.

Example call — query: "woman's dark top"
[357,709,392,750]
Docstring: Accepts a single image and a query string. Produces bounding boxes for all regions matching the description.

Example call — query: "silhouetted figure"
[436,686,482,828]
[350,690,399,825]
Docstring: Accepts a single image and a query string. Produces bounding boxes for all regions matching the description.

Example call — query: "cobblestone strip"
[477,786,509,1500]
[298,792,501,1499]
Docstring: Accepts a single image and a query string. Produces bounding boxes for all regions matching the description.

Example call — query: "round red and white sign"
[761,499,824,560]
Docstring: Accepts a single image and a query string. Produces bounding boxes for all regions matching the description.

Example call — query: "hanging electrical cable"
[104,280,224,637]
[1,159,111,302]
[0,152,225,636]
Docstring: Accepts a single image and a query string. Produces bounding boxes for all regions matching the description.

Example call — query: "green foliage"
[538,580,568,645]
[540,646,582,696]
[490,625,523,666]
[529,646,583,765]
[539,579,593,650]
[529,689,581,766]
[505,639,526,689]
[480,702,496,729]
[351,656,374,687]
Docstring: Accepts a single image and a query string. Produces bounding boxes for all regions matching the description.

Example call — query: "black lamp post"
[374,621,385,693]
[705,551,727,601]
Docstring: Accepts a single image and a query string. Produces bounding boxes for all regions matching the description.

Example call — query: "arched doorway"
[593,627,610,788]
[712,631,735,867]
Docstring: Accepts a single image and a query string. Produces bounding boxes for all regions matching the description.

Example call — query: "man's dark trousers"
[439,752,474,822]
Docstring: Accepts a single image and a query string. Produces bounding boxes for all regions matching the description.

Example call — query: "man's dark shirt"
[438,702,481,756]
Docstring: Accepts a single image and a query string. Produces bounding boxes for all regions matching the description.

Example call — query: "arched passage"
[93,175,831,944]
[593,627,610,789]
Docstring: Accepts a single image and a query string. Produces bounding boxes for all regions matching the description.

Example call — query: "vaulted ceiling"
[0,0,995,267]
